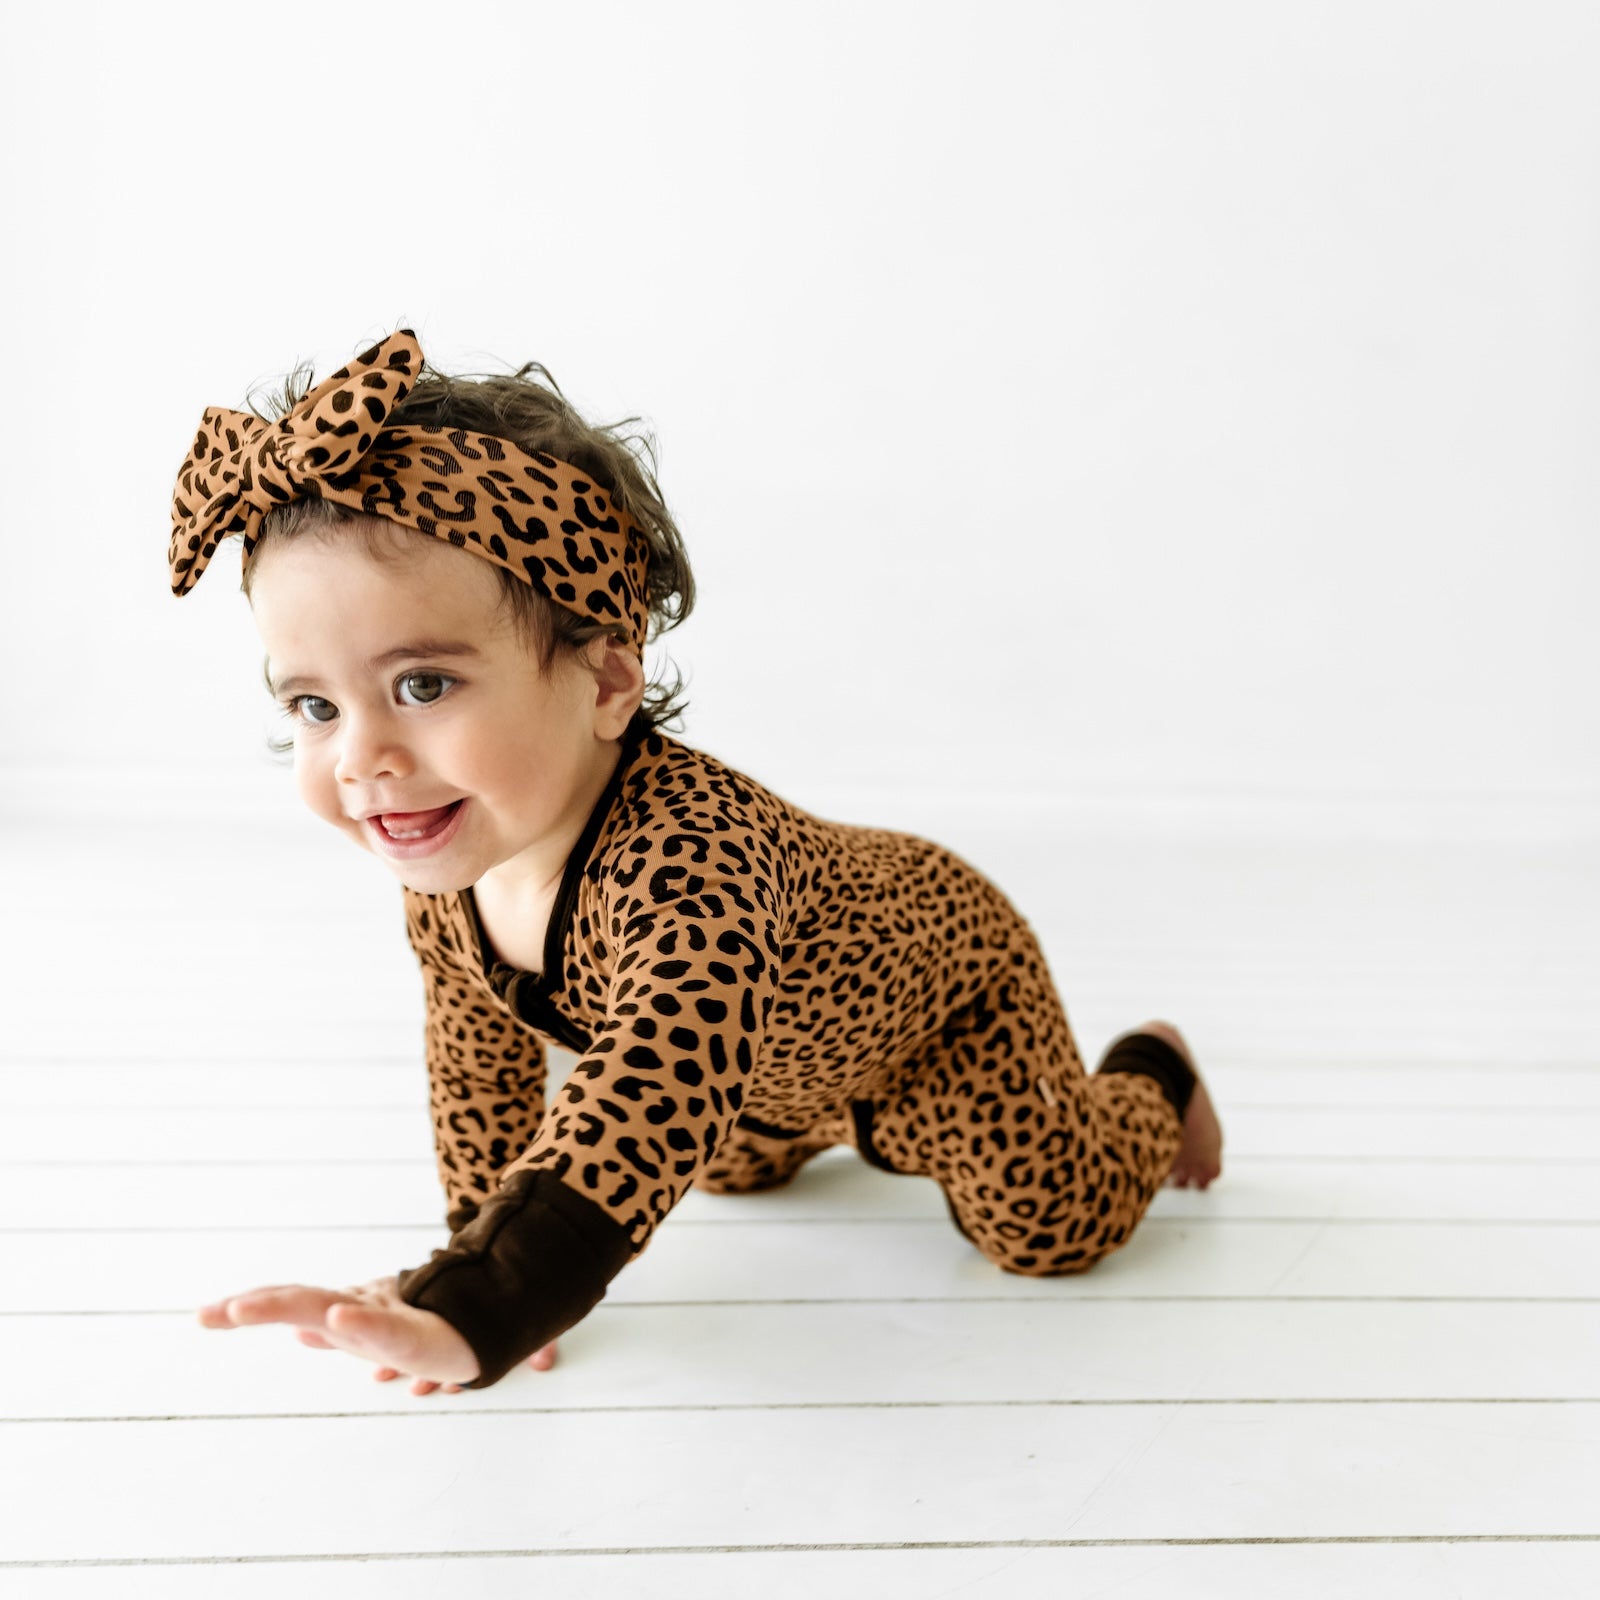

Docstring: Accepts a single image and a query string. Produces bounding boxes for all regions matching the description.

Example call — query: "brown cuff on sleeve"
[1095,1031,1197,1120]
[397,1167,634,1390]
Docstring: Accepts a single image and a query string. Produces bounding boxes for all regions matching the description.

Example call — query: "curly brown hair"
[236,338,696,759]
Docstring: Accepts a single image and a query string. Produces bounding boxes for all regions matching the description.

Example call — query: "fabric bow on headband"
[168,328,653,656]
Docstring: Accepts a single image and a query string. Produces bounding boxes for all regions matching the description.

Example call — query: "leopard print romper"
[395,712,1196,1388]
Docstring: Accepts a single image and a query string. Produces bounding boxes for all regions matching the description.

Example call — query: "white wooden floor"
[3,810,1598,1597]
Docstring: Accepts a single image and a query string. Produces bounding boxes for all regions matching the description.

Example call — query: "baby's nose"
[335,726,409,784]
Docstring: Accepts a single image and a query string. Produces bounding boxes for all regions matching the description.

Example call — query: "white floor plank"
[5,1545,1599,1600]
[2,1404,1597,1563]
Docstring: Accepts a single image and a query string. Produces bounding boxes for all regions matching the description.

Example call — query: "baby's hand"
[197,1274,482,1391]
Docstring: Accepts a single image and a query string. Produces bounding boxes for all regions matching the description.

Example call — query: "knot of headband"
[168,328,653,656]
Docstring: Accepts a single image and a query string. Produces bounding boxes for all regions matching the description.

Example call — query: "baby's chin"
[373,853,480,895]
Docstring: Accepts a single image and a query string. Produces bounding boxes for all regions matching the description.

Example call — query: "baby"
[178,329,1222,1394]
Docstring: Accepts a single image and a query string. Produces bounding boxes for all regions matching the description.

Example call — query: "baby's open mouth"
[375,800,464,840]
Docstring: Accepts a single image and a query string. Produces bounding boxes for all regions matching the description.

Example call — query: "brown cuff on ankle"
[1096,1031,1196,1120]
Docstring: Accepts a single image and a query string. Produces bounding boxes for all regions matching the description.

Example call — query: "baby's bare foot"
[1135,1021,1223,1189]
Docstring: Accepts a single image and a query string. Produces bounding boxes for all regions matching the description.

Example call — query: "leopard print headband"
[168,328,653,656]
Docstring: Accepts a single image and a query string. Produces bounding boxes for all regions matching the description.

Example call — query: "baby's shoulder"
[615,732,781,827]
[590,732,814,915]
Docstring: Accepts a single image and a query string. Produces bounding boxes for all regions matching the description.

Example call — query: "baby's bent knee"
[966,1223,1130,1278]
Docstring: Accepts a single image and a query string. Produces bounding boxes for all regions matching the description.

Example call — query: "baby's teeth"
[378,802,459,841]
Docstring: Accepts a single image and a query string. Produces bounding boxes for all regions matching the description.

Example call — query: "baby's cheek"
[294,759,349,835]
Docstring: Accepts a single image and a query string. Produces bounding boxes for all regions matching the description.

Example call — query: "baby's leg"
[853,932,1205,1275]
[694,1116,847,1195]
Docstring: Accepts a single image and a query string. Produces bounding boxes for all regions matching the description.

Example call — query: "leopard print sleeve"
[395,811,784,1390]
[404,890,549,1231]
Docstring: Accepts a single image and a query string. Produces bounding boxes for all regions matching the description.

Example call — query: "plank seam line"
[3,1534,1599,1567]
[6,1295,1599,1317]
[7,1397,1600,1425]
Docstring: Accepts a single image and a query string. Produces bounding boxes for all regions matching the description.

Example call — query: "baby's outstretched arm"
[391,838,785,1391]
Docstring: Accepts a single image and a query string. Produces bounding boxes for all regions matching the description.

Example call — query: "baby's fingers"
[371,1367,464,1396]
[232,1289,323,1327]
[200,1285,340,1331]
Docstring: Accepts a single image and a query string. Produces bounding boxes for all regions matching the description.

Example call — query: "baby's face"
[247,520,609,897]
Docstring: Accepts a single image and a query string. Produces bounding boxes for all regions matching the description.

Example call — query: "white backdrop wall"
[2,0,1596,838]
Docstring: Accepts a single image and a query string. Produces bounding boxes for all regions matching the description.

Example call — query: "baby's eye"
[398,671,454,706]
[289,695,336,725]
